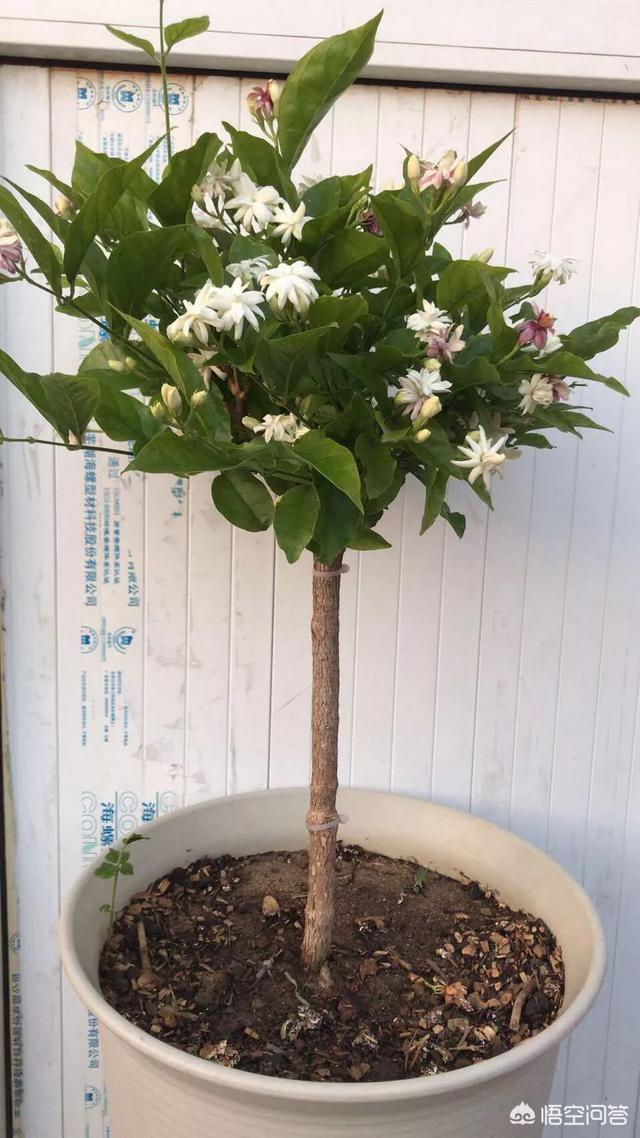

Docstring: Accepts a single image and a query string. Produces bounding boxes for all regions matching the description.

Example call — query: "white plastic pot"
[61,788,605,1138]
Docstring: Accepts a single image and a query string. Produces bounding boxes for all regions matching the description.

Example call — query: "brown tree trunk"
[301,552,344,973]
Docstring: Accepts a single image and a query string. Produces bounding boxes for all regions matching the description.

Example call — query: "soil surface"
[99,844,564,1082]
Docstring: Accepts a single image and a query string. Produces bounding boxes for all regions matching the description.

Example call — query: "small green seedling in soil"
[413,866,427,894]
[95,832,149,930]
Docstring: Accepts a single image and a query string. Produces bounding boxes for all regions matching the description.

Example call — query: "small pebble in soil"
[99,843,564,1083]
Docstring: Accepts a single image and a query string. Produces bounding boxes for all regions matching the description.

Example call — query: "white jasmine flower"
[226,176,282,233]
[406,300,452,342]
[452,425,508,490]
[0,219,22,275]
[518,373,569,414]
[206,276,265,340]
[242,412,309,444]
[161,383,182,418]
[200,158,243,205]
[227,256,271,284]
[187,350,227,390]
[271,202,308,246]
[535,332,563,358]
[166,280,220,346]
[259,260,320,315]
[191,198,226,231]
[393,365,452,420]
[529,251,577,284]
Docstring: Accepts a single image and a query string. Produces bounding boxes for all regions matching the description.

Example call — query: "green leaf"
[314,228,386,287]
[420,468,448,534]
[509,350,629,396]
[437,259,511,331]
[274,484,320,562]
[107,225,191,327]
[311,481,361,563]
[223,125,294,200]
[105,24,157,60]
[27,165,76,202]
[277,13,382,171]
[92,382,159,443]
[347,523,391,550]
[515,432,554,449]
[294,430,363,510]
[94,864,117,879]
[149,132,221,226]
[308,294,367,350]
[466,131,513,180]
[355,434,396,498]
[121,315,201,396]
[164,15,210,49]
[440,501,466,538]
[532,406,608,436]
[370,191,428,276]
[189,223,224,284]
[211,469,273,531]
[255,326,332,398]
[0,350,98,440]
[119,861,135,876]
[560,306,640,361]
[64,137,163,284]
[487,300,518,360]
[446,356,504,391]
[0,185,61,294]
[122,832,149,846]
[104,849,120,864]
[127,432,238,475]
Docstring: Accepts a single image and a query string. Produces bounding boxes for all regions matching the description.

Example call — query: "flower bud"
[190,389,208,409]
[415,395,442,425]
[150,400,167,422]
[451,159,468,186]
[406,153,421,184]
[424,358,442,373]
[108,359,127,374]
[471,247,494,264]
[161,383,182,418]
[53,194,76,220]
[124,357,136,371]
[267,79,282,111]
[414,427,431,443]
[191,183,205,205]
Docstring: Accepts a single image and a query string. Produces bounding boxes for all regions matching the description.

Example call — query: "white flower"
[518,374,555,414]
[166,280,220,345]
[452,425,508,490]
[226,175,282,233]
[227,256,271,284]
[191,197,226,231]
[242,413,309,444]
[205,276,265,340]
[529,251,577,285]
[201,158,243,205]
[187,350,227,390]
[191,390,208,409]
[535,332,563,358]
[271,202,308,247]
[259,260,320,315]
[406,300,452,342]
[393,365,452,420]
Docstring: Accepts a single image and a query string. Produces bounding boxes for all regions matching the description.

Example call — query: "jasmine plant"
[0,6,636,974]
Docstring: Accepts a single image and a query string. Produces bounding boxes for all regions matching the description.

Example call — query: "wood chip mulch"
[99,843,564,1083]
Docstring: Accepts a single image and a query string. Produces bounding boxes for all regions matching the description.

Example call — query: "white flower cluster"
[406,300,465,362]
[242,412,309,444]
[193,157,309,246]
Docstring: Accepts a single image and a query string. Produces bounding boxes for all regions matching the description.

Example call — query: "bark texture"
[301,552,343,972]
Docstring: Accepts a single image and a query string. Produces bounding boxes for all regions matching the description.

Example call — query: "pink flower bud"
[0,219,23,276]
[247,83,274,122]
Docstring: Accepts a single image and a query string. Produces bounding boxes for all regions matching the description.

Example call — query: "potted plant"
[0,6,633,1136]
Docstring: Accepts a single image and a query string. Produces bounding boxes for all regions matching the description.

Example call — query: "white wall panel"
[1,65,640,1138]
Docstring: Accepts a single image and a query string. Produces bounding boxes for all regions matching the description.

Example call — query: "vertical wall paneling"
[1,68,640,1137]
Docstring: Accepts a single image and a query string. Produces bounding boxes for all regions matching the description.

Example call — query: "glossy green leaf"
[308,294,367,350]
[347,523,391,550]
[127,432,238,475]
[121,315,201,396]
[105,24,157,60]
[223,125,294,200]
[277,13,382,170]
[560,307,640,361]
[302,168,372,215]
[92,383,159,443]
[64,137,163,284]
[0,185,61,294]
[314,229,386,287]
[355,433,396,498]
[440,501,466,537]
[446,356,504,391]
[294,430,363,510]
[107,225,190,325]
[27,165,76,203]
[0,350,98,440]
[211,469,273,531]
[189,223,224,284]
[509,350,629,395]
[164,15,210,49]
[255,326,332,398]
[370,191,428,276]
[420,467,448,534]
[311,481,361,563]
[274,483,320,562]
[466,130,513,180]
[149,132,221,226]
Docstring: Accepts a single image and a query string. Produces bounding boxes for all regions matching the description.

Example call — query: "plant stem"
[301,552,344,973]
[159,0,173,162]
[109,870,119,931]
[0,433,133,457]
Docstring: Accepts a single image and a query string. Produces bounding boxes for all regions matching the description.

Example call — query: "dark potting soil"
[99,843,564,1083]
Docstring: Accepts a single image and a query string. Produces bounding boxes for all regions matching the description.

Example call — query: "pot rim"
[60,787,606,1104]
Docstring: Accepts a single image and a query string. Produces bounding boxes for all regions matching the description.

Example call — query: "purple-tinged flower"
[360,209,382,235]
[247,80,281,124]
[517,305,556,350]
[0,220,22,276]
[459,199,487,228]
[426,323,466,363]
